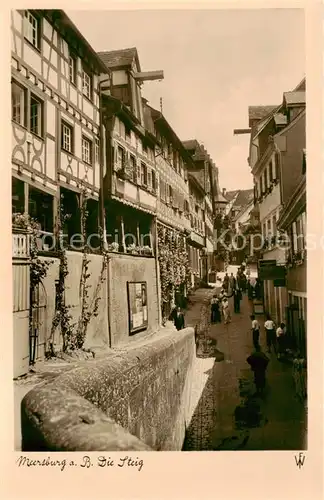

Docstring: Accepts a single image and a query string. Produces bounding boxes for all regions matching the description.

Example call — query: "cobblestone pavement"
[183,288,307,451]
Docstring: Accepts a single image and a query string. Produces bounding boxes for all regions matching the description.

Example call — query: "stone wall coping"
[21,326,195,452]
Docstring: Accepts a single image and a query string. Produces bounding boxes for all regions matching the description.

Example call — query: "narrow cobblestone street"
[183,288,307,451]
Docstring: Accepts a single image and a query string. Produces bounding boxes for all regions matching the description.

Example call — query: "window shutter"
[155,172,159,195]
[147,168,152,189]
[264,168,268,191]
[178,192,184,212]
[137,163,141,185]
[166,184,170,204]
[275,152,280,179]
[111,145,115,170]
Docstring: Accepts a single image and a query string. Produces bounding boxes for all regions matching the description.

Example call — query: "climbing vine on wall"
[50,188,110,354]
[157,224,191,312]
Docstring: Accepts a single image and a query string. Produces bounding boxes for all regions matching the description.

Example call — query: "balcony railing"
[12,232,30,258]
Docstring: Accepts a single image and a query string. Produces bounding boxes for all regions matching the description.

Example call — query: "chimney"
[222,188,226,197]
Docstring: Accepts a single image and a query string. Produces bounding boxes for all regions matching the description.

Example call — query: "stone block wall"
[21,326,195,451]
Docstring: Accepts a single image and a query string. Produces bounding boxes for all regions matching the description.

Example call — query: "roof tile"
[97,47,138,69]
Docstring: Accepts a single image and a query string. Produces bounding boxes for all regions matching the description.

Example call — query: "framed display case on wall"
[127,281,148,335]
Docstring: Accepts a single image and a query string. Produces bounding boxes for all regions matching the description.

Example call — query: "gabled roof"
[234,189,254,207]
[293,77,306,91]
[248,105,278,126]
[147,106,195,166]
[283,91,306,106]
[225,190,239,202]
[233,198,255,221]
[182,139,207,163]
[41,10,108,74]
[97,47,140,70]
[227,189,254,208]
[182,139,199,151]
[214,191,228,204]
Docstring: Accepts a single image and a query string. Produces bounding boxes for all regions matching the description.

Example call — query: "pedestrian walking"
[223,273,229,293]
[222,297,231,324]
[276,322,286,359]
[241,273,247,293]
[250,314,260,349]
[229,273,236,293]
[255,278,262,300]
[210,295,220,323]
[233,287,242,313]
[173,306,185,331]
[247,345,269,395]
[264,315,277,354]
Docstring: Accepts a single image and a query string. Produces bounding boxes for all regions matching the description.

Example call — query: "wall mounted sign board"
[127,281,148,335]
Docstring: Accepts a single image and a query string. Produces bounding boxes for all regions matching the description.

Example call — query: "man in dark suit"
[174,306,185,331]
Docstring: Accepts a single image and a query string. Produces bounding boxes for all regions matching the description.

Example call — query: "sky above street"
[67,8,305,191]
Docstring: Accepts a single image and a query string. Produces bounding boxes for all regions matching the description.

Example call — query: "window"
[274,152,280,179]
[24,11,40,50]
[267,219,271,236]
[30,94,43,136]
[160,178,166,202]
[12,81,26,126]
[130,155,137,183]
[269,160,273,182]
[152,170,156,192]
[264,167,268,191]
[29,186,54,234]
[95,137,100,164]
[12,177,25,214]
[61,121,73,153]
[168,185,173,203]
[173,151,179,172]
[69,54,77,85]
[82,136,92,165]
[272,215,277,236]
[141,163,147,185]
[82,68,92,100]
[117,146,125,170]
[142,142,148,155]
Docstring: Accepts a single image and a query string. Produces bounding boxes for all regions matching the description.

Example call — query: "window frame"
[69,52,77,86]
[82,135,93,166]
[82,67,93,101]
[61,120,74,154]
[95,137,100,164]
[12,80,27,127]
[117,145,125,170]
[30,93,43,137]
[141,162,148,186]
[151,170,156,192]
[24,10,41,51]
[130,154,137,183]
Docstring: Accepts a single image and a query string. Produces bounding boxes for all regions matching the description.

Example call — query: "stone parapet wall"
[21,326,195,451]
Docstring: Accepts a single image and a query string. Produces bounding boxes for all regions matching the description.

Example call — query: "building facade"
[277,163,306,356]
[144,104,192,316]
[248,79,306,325]
[11,9,108,245]
[182,140,217,285]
